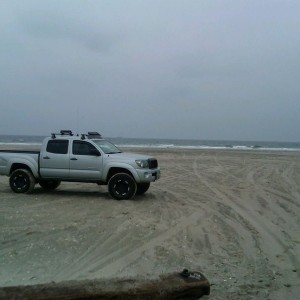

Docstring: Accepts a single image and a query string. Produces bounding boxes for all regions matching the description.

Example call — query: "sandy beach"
[0,147,299,299]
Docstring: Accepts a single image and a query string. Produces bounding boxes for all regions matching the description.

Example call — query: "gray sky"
[0,0,299,141]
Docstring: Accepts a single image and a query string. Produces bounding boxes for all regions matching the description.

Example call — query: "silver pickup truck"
[0,131,160,200]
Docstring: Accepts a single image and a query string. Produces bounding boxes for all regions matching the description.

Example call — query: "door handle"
[70,158,78,161]
[43,156,50,159]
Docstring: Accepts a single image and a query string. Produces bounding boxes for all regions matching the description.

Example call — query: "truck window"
[46,140,69,154]
[73,140,98,155]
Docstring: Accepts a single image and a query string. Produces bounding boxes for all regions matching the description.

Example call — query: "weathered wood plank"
[0,270,210,300]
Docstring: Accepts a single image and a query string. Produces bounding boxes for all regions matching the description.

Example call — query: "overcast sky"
[0,0,299,141]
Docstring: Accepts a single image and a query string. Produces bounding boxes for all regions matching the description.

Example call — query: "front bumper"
[136,168,161,182]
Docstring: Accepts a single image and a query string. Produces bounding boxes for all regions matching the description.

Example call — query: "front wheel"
[9,169,36,194]
[108,173,137,200]
[39,180,61,190]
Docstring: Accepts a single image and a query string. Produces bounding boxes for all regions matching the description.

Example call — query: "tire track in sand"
[54,209,203,281]
[192,155,300,274]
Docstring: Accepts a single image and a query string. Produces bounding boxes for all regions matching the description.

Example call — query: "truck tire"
[136,182,150,195]
[9,169,36,194]
[39,180,61,190]
[108,173,137,200]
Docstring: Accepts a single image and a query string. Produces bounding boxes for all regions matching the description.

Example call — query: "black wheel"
[108,173,137,200]
[39,180,61,190]
[136,182,150,195]
[9,169,36,194]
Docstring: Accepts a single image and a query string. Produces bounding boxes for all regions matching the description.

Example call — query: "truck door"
[69,140,102,180]
[40,139,70,178]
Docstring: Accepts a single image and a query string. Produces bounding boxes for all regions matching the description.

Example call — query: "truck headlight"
[135,159,149,168]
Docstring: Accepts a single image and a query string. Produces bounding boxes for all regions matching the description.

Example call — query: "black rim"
[13,173,29,191]
[114,179,130,196]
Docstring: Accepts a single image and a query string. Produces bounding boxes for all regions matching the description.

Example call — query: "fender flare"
[8,158,39,178]
[104,162,140,183]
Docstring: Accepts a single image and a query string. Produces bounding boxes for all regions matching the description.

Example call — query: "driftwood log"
[0,269,210,300]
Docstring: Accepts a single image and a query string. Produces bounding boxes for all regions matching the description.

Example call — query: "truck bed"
[0,151,40,176]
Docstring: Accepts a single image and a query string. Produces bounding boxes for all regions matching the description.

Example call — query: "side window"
[46,140,69,154]
[73,141,98,155]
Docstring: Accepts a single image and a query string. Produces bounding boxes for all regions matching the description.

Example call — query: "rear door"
[40,139,70,178]
[69,140,102,180]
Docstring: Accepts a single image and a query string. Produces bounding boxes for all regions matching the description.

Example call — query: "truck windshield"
[92,140,122,154]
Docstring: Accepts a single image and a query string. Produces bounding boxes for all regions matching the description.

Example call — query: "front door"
[69,140,102,180]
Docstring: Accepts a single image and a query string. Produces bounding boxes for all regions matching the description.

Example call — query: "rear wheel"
[39,180,61,190]
[136,182,150,195]
[108,173,137,200]
[9,169,36,194]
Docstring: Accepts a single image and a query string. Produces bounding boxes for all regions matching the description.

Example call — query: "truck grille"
[148,159,158,169]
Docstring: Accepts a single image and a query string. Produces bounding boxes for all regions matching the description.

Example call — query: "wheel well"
[107,167,133,182]
[10,164,32,175]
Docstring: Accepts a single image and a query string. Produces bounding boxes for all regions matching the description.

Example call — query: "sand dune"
[0,148,299,299]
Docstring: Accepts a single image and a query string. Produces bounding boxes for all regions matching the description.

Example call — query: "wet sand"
[0,147,299,299]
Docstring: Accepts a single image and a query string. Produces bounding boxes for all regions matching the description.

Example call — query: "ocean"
[0,134,299,151]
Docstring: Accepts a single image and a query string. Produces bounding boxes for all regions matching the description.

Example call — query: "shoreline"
[1,143,300,153]
[1,134,300,153]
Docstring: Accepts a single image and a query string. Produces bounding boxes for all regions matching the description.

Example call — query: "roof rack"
[51,130,73,139]
[88,132,102,138]
[81,132,102,140]
[51,130,102,140]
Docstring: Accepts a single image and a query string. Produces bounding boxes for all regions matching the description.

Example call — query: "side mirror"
[89,149,101,156]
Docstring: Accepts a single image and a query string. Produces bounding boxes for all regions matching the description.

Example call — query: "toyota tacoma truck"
[0,130,160,200]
